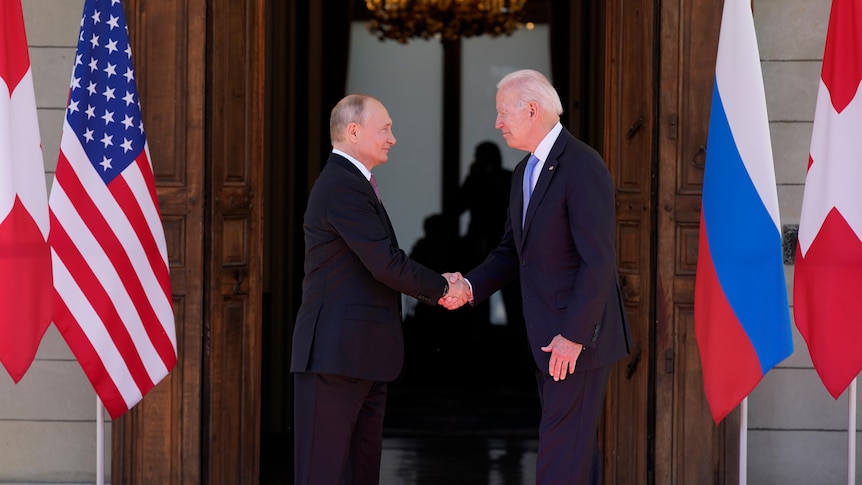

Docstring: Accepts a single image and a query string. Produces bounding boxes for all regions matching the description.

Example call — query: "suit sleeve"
[326,179,447,303]
[563,152,618,346]
[464,203,520,303]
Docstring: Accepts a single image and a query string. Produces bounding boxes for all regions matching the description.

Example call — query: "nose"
[495,114,503,129]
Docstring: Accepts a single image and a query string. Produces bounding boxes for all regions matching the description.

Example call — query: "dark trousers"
[293,372,387,485]
[534,363,612,485]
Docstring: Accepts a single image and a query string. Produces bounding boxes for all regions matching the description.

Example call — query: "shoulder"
[553,131,612,187]
[317,155,366,186]
[555,129,602,163]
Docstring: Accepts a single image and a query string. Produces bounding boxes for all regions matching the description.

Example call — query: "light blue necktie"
[522,154,539,227]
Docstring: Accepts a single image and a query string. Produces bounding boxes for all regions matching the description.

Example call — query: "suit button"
[520,259,527,266]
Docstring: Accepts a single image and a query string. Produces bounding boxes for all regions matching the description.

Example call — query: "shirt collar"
[332,148,372,180]
[532,122,563,163]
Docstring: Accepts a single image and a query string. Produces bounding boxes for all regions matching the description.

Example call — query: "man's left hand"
[540,334,583,381]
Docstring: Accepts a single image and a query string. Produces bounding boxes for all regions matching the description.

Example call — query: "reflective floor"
[261,385,541,484]
[264,318,542,484]
[262,435,538,485]
[379,436,537,485]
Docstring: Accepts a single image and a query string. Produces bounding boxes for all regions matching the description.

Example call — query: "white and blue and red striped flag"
[48,0,176,419]
[694,0,793,423]
[0,0,52,382]
[794,0,862,400]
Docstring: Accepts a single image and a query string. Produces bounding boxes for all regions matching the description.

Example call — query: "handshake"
[438,272,472,310]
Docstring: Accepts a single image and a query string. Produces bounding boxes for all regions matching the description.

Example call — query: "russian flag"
[694,0,793,424]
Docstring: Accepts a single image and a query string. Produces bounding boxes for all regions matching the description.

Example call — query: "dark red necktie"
[370,174,381,201]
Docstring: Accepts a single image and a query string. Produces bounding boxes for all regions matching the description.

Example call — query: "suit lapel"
[521,135,566,242]
[330,154,400,249]
[378,204,399,248]
[513,155,528,245]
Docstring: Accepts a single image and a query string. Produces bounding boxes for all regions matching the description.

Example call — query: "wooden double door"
[112,0,739,483]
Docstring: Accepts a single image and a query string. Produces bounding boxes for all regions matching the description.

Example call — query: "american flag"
[48,0,176,419]
[0,0,53,382]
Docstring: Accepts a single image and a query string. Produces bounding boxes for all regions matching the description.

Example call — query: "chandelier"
[365,0,528,44]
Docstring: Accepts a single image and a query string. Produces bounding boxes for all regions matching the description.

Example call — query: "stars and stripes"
[67,0,144,184]
[0,0,53,382]
[48,0,176,419]
[694,0,793,423]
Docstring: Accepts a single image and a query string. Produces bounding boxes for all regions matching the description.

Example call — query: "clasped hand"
[438,272,472,309]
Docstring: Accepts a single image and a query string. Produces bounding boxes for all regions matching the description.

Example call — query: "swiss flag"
[794,0,862,399]
[0,0,52,382]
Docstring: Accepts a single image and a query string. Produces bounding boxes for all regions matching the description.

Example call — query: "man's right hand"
[439,272,472,309]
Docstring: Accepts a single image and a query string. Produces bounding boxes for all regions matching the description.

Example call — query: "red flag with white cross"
[794,0,862,399]
[0,0,53,382]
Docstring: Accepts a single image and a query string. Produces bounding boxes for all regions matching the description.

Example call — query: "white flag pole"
[850,378,857,485]
[97,398,105,485]
[740,396,748,485]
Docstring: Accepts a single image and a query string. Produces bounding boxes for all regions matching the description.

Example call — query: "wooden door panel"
[113,1,206,484]
[602,0,654,483]
[656,0,739,483]
[205,0,265,483]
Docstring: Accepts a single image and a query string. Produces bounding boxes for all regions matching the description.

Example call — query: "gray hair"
[497,69,564,116]
[330,94,374,144]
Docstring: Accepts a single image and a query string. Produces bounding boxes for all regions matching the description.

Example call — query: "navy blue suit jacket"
[291,154,446,382]
[466,128,632,371]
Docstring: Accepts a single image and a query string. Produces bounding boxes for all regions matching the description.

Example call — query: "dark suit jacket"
[291,154,446,382]
[466,128,633,371]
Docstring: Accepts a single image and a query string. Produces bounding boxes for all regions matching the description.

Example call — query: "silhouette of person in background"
[405,213,470,386]
[455,141,523,327]
[390,147,537,435]
[457,141,511,259]
[409,213,455,275]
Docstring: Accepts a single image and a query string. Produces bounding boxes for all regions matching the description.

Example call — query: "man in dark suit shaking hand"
[291,94,470,485]
[446,70,633,484]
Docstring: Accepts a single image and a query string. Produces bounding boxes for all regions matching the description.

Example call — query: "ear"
[347,122,359,141]
[528,101,539,121]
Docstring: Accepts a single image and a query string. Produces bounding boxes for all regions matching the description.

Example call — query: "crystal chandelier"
[365,0,528,44]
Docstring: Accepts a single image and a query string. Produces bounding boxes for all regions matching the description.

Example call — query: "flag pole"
[740,397,748,485]
[97,398,105,485]
[850,378,857,485]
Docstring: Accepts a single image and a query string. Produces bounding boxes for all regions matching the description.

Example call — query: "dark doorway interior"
[384,295,540,436]
[258,2,598,482]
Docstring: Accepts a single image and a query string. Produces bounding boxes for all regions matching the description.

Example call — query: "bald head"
[330,94,396,170]
[330,94,374,145]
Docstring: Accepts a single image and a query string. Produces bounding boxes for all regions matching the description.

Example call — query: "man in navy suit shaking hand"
[445,70,633,484]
